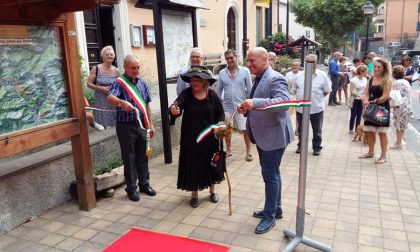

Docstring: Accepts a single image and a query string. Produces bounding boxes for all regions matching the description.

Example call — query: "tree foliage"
[290,0,383,50]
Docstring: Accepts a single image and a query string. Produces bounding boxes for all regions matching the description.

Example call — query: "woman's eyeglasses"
[306,60,316,63]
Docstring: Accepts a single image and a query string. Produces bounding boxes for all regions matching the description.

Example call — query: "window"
[256,7,262,45]
[377,24,384,33]
[130,25,143,47]
[142,25,155,46]
[264,7,270,38]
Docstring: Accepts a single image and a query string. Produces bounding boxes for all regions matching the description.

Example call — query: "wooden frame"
[143,25,156,46]
[130,24,143,47]
[0,1,97,211]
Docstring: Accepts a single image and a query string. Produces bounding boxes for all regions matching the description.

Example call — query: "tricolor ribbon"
[196,123,227,143]
[116,76,152,156]
[254,100,311,110]
[196,100,311,143]
[85,106,114,112]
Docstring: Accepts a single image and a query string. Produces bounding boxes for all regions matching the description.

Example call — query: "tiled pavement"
[1,103,420,252]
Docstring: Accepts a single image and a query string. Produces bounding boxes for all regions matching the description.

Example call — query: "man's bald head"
[247,47,269,75]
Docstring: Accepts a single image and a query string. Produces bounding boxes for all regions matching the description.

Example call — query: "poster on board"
[0,25,69,135]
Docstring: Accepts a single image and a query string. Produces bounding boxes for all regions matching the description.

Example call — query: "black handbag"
[210,140,226,174]
[363,103,389,126]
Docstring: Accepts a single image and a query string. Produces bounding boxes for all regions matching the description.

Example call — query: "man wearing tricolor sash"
[238,47,294,234]
[107,54,156,202]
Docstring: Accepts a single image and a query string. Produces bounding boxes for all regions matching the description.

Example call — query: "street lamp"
[363,1,375,54]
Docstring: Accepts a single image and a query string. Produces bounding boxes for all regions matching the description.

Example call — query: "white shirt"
[285,71,300,85]
[292,69,331,114]
[350,76,367,99]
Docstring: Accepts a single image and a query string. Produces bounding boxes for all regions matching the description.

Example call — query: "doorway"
[83,5,116,68]
[227,8,236,50]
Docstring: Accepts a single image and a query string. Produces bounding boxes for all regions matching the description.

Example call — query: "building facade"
[75,0,280,82]
[278,0,314,41]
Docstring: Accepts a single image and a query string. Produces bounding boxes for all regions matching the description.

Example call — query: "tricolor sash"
[116,75,152,156]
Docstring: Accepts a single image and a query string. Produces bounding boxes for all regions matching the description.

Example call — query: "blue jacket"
[246,67,294,151]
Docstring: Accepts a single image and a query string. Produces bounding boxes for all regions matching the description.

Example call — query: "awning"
[135,0,209,9]
[288,35,321,47]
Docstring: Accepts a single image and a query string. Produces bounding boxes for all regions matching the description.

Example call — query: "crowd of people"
[328,51,413,164]
[83,44,415,235]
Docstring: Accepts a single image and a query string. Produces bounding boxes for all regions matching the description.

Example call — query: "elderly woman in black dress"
[169,66,225,208]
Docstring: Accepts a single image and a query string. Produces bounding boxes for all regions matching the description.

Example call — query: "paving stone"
[104,222,131,235]
[55,237,84,251]
[169,223,195,237]
[89,219,113,230]
[39,233,67,246]
[72,228,98,240]
[231,234,258,248]
[55,225,82,236]
[190,227,217,241]
[73,241,106,252]
[152,220,177,233]
[89,232,119,246]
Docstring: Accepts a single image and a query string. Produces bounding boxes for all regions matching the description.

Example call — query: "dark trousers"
[349,99,363,131]
[328,75,339,104]
[296,111,324,151]
[116,121,150,194]
[257,146,285,220]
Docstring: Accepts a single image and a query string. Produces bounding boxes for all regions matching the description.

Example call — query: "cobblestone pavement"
[1,102,420,252]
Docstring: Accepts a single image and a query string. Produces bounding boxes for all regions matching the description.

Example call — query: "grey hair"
[100,45,115,58]
[190,47,203,58]
[123,54,140,67]
[291,58,301,65]
[333,51,342,57]
[305,54,317,62]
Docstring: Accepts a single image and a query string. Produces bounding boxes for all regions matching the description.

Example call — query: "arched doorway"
[227,8,236,50]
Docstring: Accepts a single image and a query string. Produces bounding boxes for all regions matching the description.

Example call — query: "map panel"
[0,25,69,135]
[162,9,194,78]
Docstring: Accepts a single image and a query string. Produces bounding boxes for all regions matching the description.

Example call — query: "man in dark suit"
[238,47,294,234]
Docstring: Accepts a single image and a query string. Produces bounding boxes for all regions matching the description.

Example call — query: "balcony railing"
[372,14,385,23]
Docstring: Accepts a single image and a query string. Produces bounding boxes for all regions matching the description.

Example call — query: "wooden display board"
[0,0,120,211]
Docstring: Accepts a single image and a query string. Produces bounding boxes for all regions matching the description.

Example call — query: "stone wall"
[0,114,181,233]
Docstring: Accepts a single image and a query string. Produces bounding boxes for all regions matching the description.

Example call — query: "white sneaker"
[94,123,105,131]
[349,130,354,135]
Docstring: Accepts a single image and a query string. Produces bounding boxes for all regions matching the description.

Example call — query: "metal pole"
[192,10,198,47]
[152,1,172,164]
[269,0,273,37]
[286,0,289,41]
[283,62,331,252]
[243,0,248,62]
[365,15,369,54]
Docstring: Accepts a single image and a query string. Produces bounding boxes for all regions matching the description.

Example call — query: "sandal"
[358,153,374,159]
[375,157,387,164]
[226,152,232,157]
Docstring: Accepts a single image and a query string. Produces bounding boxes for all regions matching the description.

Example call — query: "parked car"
[387,42,401,49]
[412,55,420,72]
[391,50,420,66]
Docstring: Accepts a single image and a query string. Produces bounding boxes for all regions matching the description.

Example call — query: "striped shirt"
[108,73,151,123]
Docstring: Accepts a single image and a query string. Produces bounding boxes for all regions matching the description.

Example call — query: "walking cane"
[225,169,232,215]
[225,111,236,216]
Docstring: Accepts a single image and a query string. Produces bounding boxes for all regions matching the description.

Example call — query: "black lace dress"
[170,88,225,191]
[364,78,390,127]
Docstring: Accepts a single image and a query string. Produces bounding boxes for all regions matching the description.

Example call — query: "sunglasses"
[306,60,316,63]
[225,56,235,60]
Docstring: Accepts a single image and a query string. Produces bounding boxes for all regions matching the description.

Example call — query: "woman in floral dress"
[390,65,412,150]
[87,45,120,127]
